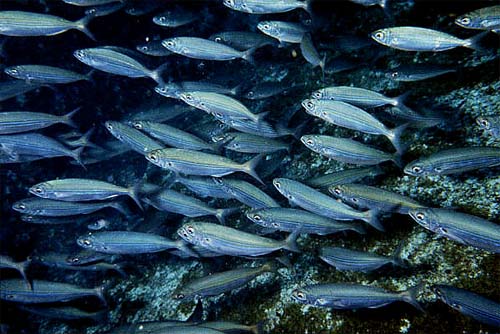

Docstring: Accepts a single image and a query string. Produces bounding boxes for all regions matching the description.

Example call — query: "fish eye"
[204,237,211,243]
[224,0,234,5]
[374,31,385,40]
[306,101,315,109]
[184,94,193,101]
[214,37,222,42]
[333,187,342,195]
[165,40,175,47]
[158,16,166,23]
[187,226,195,234]
[391,71,399,78]
[105,123,113,130]
[133,122,143,130]
[433,166,443,173]
[68,257,79,263]
[247,91,254,97]
[271,222,279,228]
[8,68,18,75]
[274,181,281,189]
[411,166,422,174]
[262,24,271,30]
[476,118,490,129]
[415,212,425,221]
[7,294,14,299]
[351,197,358,202]
[294,291,306,300]
[458,17,471,25]
[215,112,222,118]
[175,293,185,299]
[439,227,448,234]
[18,204,26,210]
[33,186,43,194]
[253,214,262,221]
[312,92,322,99]
[167,161,173,167]
[82,239,92,246]
[148,153,158,162]
[306,139,314,145]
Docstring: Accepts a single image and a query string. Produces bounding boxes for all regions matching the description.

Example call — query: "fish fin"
[251,321,265,334]
[229,82,245,96]
[241,153,265,185]
[85,69,96,82]
[350,222,367,235]
[77,127,96,148]
[464,31,489,52]
[391,241,408,268]
[188,299,204,323]
[175,240,200,258]
[364,209,385,232]
[255,111,271,125]
[392,152,404,169]
[214,207,239,224]
[18,259,32,290]
[283,226,301,253]
[400,283,425,312]
[94,284,107,306]
[241,46,258,65]
[151,62,170,85]
[388,123,409,154]
[75,15,96,41]
[320,53,326,82]
[392,90,413,109]
[62,107,81,128]
[128,181,144,211]
[71,146,86,169]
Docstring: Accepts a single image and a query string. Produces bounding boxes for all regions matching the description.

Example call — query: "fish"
[209,31,276,51]
[455,5,500,33]
[247,207,366,235]
[216,114,280,138]
[0,108,78,134]
[171,175,233,199]
[257,21,307,44]
[64,251,112,266]
[155,81,239,100]
[476,116,500,138]
[177,221,300,256]
[0,80,41,102]
[222,0,310,14]
[132,121,216,152]
[385,64,456,82]
[433,285,500,327]
[124,0,161,16]
[30,252,125,276]
[124,103,192,123]
[272,178,383,231]
[62,0,123,6]
[153,7,199,28]
[404,147,500,176]
[84,2,125,17]
[136,40,173,57]
[370,26,485,52]
[104,121,164,154]
[408,208,500,253]
[0,279,106,304]
[305,166,383,189]
[242,81,291,100]
[12,197,129,217]
[0,133,84,166]
[302,99,406,153]
[144,188,238,223]
[300,34,325,73]
[74,47,166,83]
[145,148,264,184]
[213,132,290,154]
[329,183,424,214]
[77,231,197,257]
[348,0,387,9]
[179,91,265,125]
[173,262,275,300]
[319,245,406,272]
[212,177,280,209]
[20,213,101,225]
[18,305,106,321]
[291,283,423,311]
[301,135,400,167]
[311,86,410,111]
[0,255,31,289]
[0,11,95,39]
[203,321,263,334]
[4,65,90,84]
[29,178,143,210]
[162,37,254,62]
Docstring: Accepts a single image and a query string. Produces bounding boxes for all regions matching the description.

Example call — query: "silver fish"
[0,11,94,39]
[18,305,106,321]
[172,175,233,199]
[74,47,166,83]
[155,81,239,100]
[132,121,215,152]
[292,283,422,311]
[348,0,387,9]
[145,148,264,184]
[385,64,456,82]
[0,80,41,102]
[104,121,164,154]
[4,65,90,84]
[0,108,77,134]
[222,0,309,14]
[212,177,280,209]
[404,147,500,176]
[213,132,290,154]
[162,37,254,62]
[300,33,325,72]
[136,40,173,57]
[153,7,199,28]
[272,178,383,231]
[173,262,275,300]
[247,207,366,235]
[302,99,406,153]
[371,26,484,52]
[31,252,124,276]
[62,0,123,6]
[177,221,300,256]
[455,5,500,33]
[433,285,500,327]
[329,184,424,214]
[29,178,142,210]
[216,114,280,138]
[476,116,500,139]
[408,208,500,253]
[209,31,275,51]
[257,21,307,44]
[77,231,197,257]
[319,245,406,272]
[0,279,106,304]
[12,198,128,217]
[301,135,400,167]
[144,188,237,223]
[20,213,101,225]
[242,81,291,100]
[306,166,383,189]
[84,2,125,17]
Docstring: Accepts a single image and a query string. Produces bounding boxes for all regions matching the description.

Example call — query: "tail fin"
[392,91,411,109]
[175,240,199,258]
[151,62,170,85]
[128,182,144,211]
[392,153,404,169]
[214,207,239,224]
[241,46,257,65]
[75,15,96,41]
[464,31,488,52]
[94,284,107,306]
[250,321,265,334]
[283,226,301,253]
[391,241,408,268]
[363,209,385,232]
[71,146,86,169]
[241,153,265,185]
[388,123,408,154]
[62,107,80,128]
[18,259,32,290]
[400,283,425,312]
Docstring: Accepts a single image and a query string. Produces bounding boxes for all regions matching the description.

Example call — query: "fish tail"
[391,241,408,268]
[215,207,239,224]
[392,90,412,109]
[400,283,425,312]
[392,152,404,169]
[128,181,144,211]
[78,127,96,148]
[175,240,199,258]
[75,15,96,41]
[464,31,488,52]
[363,209,385,232]
[62,107,81,128]
[241,46,257,65]
[152,62,169,85]
[71,146,86,169]
[241,153,265,185]
[94,284,108,306]
[18,259,32,290]
[251,321,265,334]
[388,123,409,154]
[283,226,301,253]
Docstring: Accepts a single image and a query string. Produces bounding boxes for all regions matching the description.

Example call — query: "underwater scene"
[0,0,499,333]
